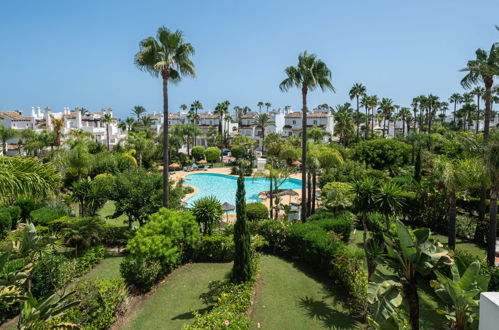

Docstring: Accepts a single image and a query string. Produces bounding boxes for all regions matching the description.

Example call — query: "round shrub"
[204,147,221,164]
[307,210,355,243]
[191,146,205,161]
[120,256,162,293]
[352,138,411,173]
[31,254,70,298]
[30,207,67,225]
[246,202,268,221]
[253,219,289,252]
[13,198,46,222]
[231,145,246,159]
[321,182,354,211]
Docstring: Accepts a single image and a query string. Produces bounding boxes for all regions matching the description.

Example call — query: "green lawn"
[84,252,124,281]
[250,255,360,329]
[98,201,138,228]
[123,262,232,330]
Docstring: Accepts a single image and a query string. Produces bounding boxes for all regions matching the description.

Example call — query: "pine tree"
[231,171,253,283]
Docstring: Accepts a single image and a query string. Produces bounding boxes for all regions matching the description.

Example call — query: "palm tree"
[101,113,113,151]
[333,103,354,145]
[485,137,499,265]
[135,26,195,207]
[378,98,394,137]
[265,102,271,112]
[257,101,264,113]
[449,93,463,126]
[368,95,379,136]
[0,156,59,203]
[375,181,405,232]
[472,86,485,133]
[254,113,274,153]
[179,104,187,113]
[425,94,440,134]
[253,165,291,219]
[361,95,370,138]
[125,117,136,131]
[0,126,16,155]
[49,115,65,148]
[279,51,335,222]
[132,105,146,120]
[461,44,499,142]
[399,107,411,136]
[189,101,203,144]
[349,83,366,139]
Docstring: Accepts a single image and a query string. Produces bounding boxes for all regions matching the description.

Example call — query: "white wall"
[480,292,499,330]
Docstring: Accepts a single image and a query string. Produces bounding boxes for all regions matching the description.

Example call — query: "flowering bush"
[252,219,289,253]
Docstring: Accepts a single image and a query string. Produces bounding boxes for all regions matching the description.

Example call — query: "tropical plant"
[279,51,335,221]
[333,102,354,145]
[204,147,221,165]
[135,26,195,207]
[132,105,146,120]
[375,181,405,232]
[449,93,463,126]
[49,115,64,147]
[61,218,104,256]
[373,221,452,330]
[191,196,224,235]
[485,135,499,265]
[254,113,274,153]
[349,83,367,139]
[430,261,490,330]
[0,156,59,203]
[0,126,16,155]
[101,113,113,151]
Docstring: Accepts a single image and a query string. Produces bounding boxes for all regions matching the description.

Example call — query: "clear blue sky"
[0,0,497,118]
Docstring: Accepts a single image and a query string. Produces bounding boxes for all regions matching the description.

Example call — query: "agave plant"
[431,262,489,330]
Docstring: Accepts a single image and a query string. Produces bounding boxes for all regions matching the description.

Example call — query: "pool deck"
[170,167,304,223]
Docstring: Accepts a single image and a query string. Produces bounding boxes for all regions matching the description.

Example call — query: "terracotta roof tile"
[0,111,31,121]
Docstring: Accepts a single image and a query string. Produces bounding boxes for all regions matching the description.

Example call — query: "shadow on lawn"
[298,296,358,329]
[171,306,213,321]
[274,255,361,328]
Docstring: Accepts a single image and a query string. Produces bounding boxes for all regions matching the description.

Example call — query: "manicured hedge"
[306,210,356,242]
[120,256,162,293]
[191,234,235,262]
[286,221,368,314]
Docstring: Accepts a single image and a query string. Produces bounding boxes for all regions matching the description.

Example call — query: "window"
[288,132,292,136]
[313,120,317,125]
[292,120,296,125]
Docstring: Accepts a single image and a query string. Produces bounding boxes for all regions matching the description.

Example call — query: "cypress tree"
[231,171,253,283]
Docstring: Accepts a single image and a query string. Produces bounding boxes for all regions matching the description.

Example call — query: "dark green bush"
[120,256,162,293]
[55,278,127,329]
[246,202,268,221]
[30,207,67,225]
[252,219,289,253]
[13,198,46,222]
[101,225,135,247]
[307,210,355,242]
[0,209,11,237]
[352,138,411,173]
[0,206,21,230]
[192,234,234,262]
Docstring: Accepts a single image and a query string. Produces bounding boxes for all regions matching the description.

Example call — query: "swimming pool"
[184,173,302,208]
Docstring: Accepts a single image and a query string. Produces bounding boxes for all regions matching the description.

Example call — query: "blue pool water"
[184,173,302,208]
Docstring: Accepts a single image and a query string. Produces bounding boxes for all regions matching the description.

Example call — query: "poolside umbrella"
[222,202,235,222]
[198,159,207,164]
[282,189,299,203]
[169,163,181,170]
[291,160,301,166]
[181,201,188,207]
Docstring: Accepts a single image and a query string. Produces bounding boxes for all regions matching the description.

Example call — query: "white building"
[0,107,127,153]
[239,108,290,150]
[282,110,334,142]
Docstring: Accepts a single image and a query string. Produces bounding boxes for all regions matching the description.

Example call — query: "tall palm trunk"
[453,101,457,126]
[261,126,265,154]
[307,171,312,217]
[364,106,369,139]
[301,84,308,222]
[371,107,375,135]
[269,179,273,219]
[106,124,111,151]
[476,95,481,134]
[382,117,386,137]
[312,170,317,213]
[162,70,170,207]
[355,95,360,140]
[487,184,498,266]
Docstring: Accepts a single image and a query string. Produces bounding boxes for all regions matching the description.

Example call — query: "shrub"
[321,182,354,211]
[56,278,127,329]
[127,208,200,271]
[456,214,476,239]
[230,145,246,159]
[0,206,21,230]
[191,196,224,235]
[205,147,221,164]
[0,209,11,237]
[230,166,253,176]
[307,211,356,243]
[31,246,105,298]
[120,256,162,293]
[101,225,135,248]
[13,198,46,222]
[252,219,289,253]
[246,203,268,221]
[352,138,411,173]
[30,207,67,225]
[191,146,205,161]
[192,234,235,262]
